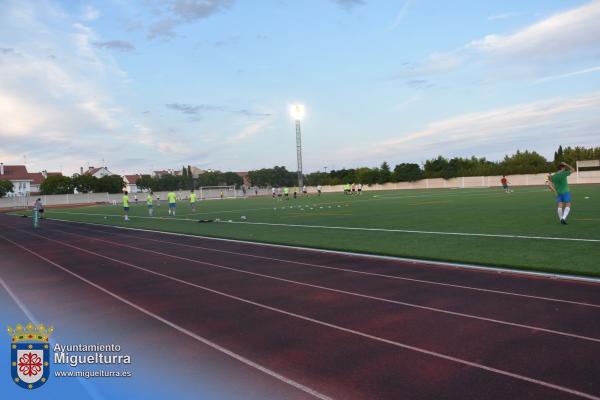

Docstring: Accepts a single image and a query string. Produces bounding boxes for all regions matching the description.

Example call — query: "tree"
[378,162,392,183]
[156,174,180,191]
[423,156,449,178]
[248,166,295,187]
[40,176,74,194]
[394,163,423,181]
[136,175,155,191]
[221,172,243,186]
[553,145,564,168]
[72,174,97,193]
[501,150,550,174]
[95,175,125,193]
[0,180,13,198]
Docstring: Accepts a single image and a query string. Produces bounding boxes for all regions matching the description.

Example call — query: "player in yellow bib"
[146,192,154,216]
[167,191,177,216]
[189,190,197,212]
[122,191,130,221]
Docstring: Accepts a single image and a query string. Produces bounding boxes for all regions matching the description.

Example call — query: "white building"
[123,174,143,193]
[0,163,61,196]
[83,166,114,178]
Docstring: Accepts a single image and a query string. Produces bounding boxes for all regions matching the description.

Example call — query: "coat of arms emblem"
[8,323,53,390]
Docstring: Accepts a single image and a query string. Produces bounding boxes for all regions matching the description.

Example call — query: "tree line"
[39,175,125,195]
[248,146,600,186]
[135,166,243,192]
[2,145,597,197]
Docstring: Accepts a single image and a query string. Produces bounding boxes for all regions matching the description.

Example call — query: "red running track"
[1,214,600,399]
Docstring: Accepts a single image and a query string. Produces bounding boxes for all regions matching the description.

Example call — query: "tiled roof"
[124,174,141,183]
[0,165,32,181]
[29,173,45,184]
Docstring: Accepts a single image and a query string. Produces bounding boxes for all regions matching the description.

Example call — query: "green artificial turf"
[12,185,600,277]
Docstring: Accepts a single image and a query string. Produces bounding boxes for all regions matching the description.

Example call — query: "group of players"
[122,190,198,221]
[271,185,314,200]
[119,162,576,224]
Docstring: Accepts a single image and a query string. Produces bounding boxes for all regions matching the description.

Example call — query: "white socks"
[557,207,571,220]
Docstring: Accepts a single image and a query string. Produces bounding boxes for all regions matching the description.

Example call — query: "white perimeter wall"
[1,171,599,209]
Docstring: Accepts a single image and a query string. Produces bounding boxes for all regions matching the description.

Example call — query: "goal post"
[199,185,237,200]
[575,160,600,184]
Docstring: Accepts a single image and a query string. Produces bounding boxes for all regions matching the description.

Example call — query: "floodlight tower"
[290,104,305,188]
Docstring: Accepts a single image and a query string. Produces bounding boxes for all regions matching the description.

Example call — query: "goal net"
[199,185,238,200]
[576,160,600,170]
[575,160,600,183]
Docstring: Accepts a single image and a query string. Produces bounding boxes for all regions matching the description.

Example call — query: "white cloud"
[487,12,523,21]
[338,93,600,163]
[388,0,412,30]
[402,1,600,78]
[82,5,100,21]
[0,2,169,174]
[227,118,273,144]
[533,66,600,84]
[469,1,600,58]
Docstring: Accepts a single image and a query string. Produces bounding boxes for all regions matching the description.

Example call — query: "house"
[153,169,182,178]
[83,166,114,178]
[235,171,251,187]
[123,174,143,193]
[30,171,62,194]
[190,166,206,178]
[0,164,32,196]
[0,163,62,196]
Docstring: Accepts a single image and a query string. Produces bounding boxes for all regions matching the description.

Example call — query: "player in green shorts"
[122,191,130,221]
[189,190,197,212]
[548,162,575,225]
[167,191,177,216]
[146,192,154,216]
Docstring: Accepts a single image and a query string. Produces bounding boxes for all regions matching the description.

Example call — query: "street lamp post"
[290,105,305,189]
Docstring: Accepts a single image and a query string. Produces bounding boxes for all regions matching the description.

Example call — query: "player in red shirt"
[500,176,512,193]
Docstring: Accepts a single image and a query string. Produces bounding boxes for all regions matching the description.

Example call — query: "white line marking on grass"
[0,234,331,400]
[220,220,600,243]
[44,211,600,243]
[8,231,600,400]
[41,188,547,220]
[43,226,600,343]
[36,216,600,285]
[56,222,600,309]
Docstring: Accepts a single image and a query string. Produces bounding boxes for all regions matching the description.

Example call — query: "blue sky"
[1,0,599,175]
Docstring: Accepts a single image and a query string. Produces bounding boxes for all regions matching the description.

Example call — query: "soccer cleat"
[560,219,567,225]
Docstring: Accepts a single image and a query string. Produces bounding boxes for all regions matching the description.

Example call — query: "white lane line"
[0,267,107,400]
[0,235,331,400]
[58,222,600,309]
[10,231,600,400]
[38,216,600,286]
[43,226,600,344]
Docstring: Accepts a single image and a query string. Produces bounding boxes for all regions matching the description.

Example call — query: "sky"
[0,0,599,176]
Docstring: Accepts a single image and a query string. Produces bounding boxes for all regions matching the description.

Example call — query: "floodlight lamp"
[290,104,305,120]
